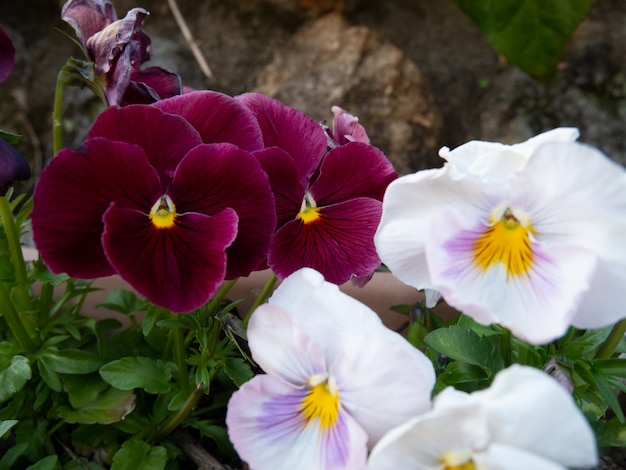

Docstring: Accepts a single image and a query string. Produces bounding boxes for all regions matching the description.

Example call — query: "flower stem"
[594,319,626,359]
[500,327,512,366]
[0,281,36,351]
[172,325,190,395]
[152,381,205,441]
[0,196,28,285]
[53,71,66,155]
[243,272,278,324]
[206,278,238,313]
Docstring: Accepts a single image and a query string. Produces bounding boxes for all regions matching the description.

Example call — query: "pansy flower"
[238,93,397,285]
[31,96,275,312]
[61,0,181,106]
[367,365,598,469]
[226,268,435,470]
[324,105,370,148]
[375,129,626,344]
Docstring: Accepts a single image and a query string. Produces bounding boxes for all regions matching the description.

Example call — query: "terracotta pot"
[23,247,458,330]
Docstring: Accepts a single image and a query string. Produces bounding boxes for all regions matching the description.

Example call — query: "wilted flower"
[61,0,181,105]
[367,365,598,470]
[226,268,435,470]
[375,128,626,344]
[31,94,275,312]
[325,105,370,148]
[239,93,397,285]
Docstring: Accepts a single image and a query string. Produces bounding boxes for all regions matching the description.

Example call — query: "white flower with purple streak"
[226,268,435,470]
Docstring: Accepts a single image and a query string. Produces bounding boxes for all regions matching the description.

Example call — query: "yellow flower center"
[300,375,340,428]
[441,452,476,470]
[473,207,535,277]
[149,195,177,229]
[296,192,321,224]
[445,463,476,470]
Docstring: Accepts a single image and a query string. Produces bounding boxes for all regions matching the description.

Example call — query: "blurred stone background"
[1,0,625,193]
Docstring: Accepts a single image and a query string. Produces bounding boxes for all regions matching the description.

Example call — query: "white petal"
[265,268,385,363]
[471,365,598,468]
[367,396,489,470]
[248,303,327,384]
[332,329,435,445]
[474,443,566,470]
[375,166,496,293]
[227,375,369,470]
[424,288,441,308]
[426,206,597,344]
[516,142,626,328]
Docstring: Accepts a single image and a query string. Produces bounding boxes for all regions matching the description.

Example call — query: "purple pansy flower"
[31,94,275,312]
[238,93,397,285]
[61,0,181,106]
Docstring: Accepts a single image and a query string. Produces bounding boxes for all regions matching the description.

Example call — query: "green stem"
[172,325,190,395]
[0,196,27,285]
[594,318,626,359]
[206,278,238,313]
[152,381,205,441]
[0,281,36,351]
[243,272,278,324]
[500,327,512,366]
[53,71,66,155]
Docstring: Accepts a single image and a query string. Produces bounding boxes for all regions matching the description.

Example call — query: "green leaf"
[100,357,173,394]
[26,455,58,470]
[0,355,31,404]
[40,348,103,374]
[424,326,505,373]
[37,360,61,392]
[0,442,28,469]
[593,358,626,378]
[57,386,136,425]
[189,420,236,456]
[453,0,594,81]
[0,419,18,438]
[99,289,146,316]
[111,438,167,470]
[222,357,254,387]
[440,361,489,385]
[0,129,22,144]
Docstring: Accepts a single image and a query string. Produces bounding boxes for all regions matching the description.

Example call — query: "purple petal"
[123,66,182,104]
[0,27,15,84]
[237,93,327,182]
[31,138,161,279]
[311,142,397,205]
[269,198,383,284]
[255,147,305,227]
[153,91,264,152]
[86,7,148,76]
[61,0,117,47]
[168,143,276,278]
[0,138,30,195]
[329,106,370,146]
[87,104,202,187]
[102,204,238,312]
[103,46,133,106]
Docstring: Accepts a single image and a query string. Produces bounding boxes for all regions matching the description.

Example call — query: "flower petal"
[328,106,370,146]
[472,365,598,468]
[270,198,383,284]
[0,27,15,84]
[168,143,276,278]
[61,0,117,47]
[227,375,368,470]
[332,329,435,445]
[125,66,182,103]
[31,138,160,279]
[311,142,396,205]
[474,443,566,470]
[426,205,597,344]
[237,93,327,182]
[0,138,30,195]
[153,90,264,152]
[102,205,238,312]
[87,104,202,186]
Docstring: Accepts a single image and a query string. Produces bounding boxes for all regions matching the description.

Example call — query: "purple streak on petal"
[311,142,396,206]
[0,138,30,195]
[168,143,276,278]
[255,147,305,228]
[87,104,202,187]
[103,205,238,312]
[61,0,117,47]
[0,27,15,84]
[237,93,327,182]
[86,7,148,76]
[153,91,264,152]
[269,198,383,284]
[31,138,161,279]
